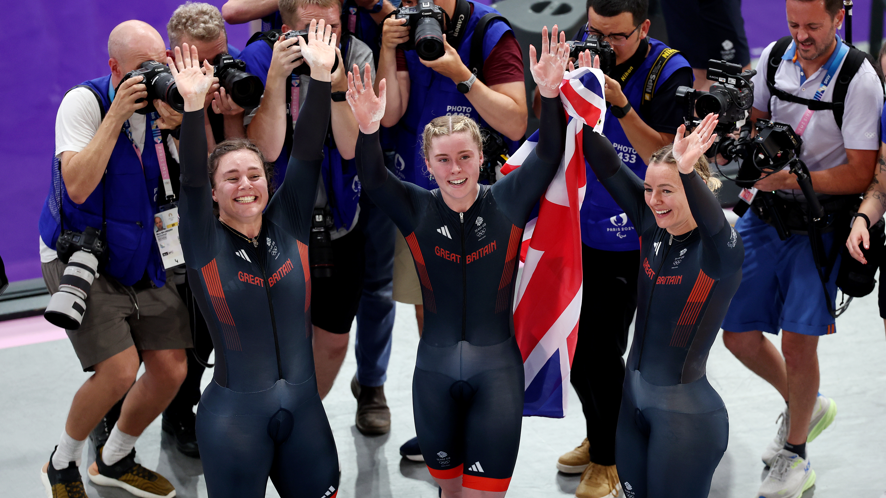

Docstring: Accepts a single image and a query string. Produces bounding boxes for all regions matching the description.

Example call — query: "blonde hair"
[279,0,342,27]
[421,115,484,162]
[167,2,227,50]
[648,144,722,193]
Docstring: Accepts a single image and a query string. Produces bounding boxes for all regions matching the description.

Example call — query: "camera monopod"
[844,0,853,45]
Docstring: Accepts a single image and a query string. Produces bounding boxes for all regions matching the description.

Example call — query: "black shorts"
[659,0,750,68]
[311,228,365,334]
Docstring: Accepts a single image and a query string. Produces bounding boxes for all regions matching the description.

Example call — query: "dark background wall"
[1,0,883,283]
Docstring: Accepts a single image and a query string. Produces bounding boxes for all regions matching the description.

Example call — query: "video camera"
[393,0,446,61]
[568,36,616,76]
[213,54,265,108]
[676,60,755,134]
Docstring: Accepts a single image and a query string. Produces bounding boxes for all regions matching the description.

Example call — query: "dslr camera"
[213,54,265,108]
[275,30,340,76]
[394,0,446,61]
[568,36,616,76]
[479,127,509,185]
[676,60,755,133]
[119,61,184,114]
[44,227,106,330]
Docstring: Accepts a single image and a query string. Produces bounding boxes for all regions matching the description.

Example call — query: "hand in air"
[847,217,871,264]
[346,63,386,135]
[168,44,215,112]
[529,25,569,99]
[673,113,718,175]
[299,19,337,81]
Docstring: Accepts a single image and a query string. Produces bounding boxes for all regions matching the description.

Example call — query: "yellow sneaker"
[557,438,591,474]
[575,463,620,498]
[41,449,87,498]
[88,448,175,498]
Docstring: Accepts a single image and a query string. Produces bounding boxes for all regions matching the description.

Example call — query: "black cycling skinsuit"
[178,79,339,498]
[583,129,744,498]
[356,97,565,491]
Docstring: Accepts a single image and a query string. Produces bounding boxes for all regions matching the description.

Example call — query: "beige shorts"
[392,231,423,305]
[42,259,192,371]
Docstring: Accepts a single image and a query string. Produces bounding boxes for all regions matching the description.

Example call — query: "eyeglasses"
[585,23,641,46]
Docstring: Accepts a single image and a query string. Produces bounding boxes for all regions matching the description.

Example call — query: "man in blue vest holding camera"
[38,20,191,498]
[551,1,692,497]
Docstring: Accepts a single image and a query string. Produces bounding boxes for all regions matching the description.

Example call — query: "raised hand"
[168,44,215,112]
[529,25,569,99]
[346,63,386,135]
[299,19,337,82]
[673,113,718,175]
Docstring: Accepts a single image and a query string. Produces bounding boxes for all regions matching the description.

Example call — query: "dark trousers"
[165,277,213,420]
[570,245,640,466]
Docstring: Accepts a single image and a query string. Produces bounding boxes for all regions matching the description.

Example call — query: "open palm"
[529,25,569,99]
[346,63,386,134]
[299,19,337,74]
[168,44,214,107]
[673,113,718,174]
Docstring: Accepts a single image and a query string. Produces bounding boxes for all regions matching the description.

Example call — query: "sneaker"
[161,412,199,458]
[557,438,591,474]
[575,463,620,498]
[88,448,175,498]
[761,396,837,466]
[351,374,391,435]
[399,437,424,462]
[41,448,87,498]
[758,449,815,498]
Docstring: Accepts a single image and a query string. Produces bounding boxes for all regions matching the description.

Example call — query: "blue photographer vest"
[38,75,168,286]
[394,1,518,190]
[241,37,362,232]
[579,37,691,251]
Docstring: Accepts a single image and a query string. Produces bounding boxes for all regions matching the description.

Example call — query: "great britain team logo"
[474,216,487,240]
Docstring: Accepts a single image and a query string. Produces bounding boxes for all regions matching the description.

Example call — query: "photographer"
[377,0,526,460]
[240,0,399,437]
[37,21,189,498]
[550,2,691,497]
[719,1,883,496]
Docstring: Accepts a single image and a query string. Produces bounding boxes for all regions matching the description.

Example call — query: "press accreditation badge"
[153,206,185,269]
[738,187,758,205]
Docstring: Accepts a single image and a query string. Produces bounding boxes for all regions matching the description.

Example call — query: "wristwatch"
[457,72,477,94]
[331,91,347,102]
[851,212,871,230]
[610,101,632,119]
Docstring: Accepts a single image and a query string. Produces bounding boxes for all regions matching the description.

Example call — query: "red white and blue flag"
[501,68,606,417]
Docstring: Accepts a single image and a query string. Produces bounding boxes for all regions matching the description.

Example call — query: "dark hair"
[207,138,275,215]
[788,0,843,17]
[586,0,649,24]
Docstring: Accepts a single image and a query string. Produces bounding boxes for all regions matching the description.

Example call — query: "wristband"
[851,212,871,230]
[610,101,632,119]
[331,91,347,102]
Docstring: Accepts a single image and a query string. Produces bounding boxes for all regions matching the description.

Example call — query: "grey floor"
[3,294,886,498]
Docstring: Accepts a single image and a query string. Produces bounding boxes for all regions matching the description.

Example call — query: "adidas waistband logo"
[437,225,452,239]
[468,461,484,473]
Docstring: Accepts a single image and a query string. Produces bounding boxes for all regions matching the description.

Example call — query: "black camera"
[213,54,265,109]
[676,60,755,133]
[44,227,106,330]
[568,36,616,75]
[480,127,509,185]
[309,208,334,278]
[394,0,446,61]
[119,61,184,115]
[736,119,803,187]
[275,30,340,76]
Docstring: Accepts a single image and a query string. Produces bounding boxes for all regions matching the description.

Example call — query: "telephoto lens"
[44,251,101,330]
[414,17,445,60]
[214,54,265,108]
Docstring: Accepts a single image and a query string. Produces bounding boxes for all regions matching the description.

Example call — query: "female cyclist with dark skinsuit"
[346,27,569,498]
[581,102,744,498]
[170,21,340,498]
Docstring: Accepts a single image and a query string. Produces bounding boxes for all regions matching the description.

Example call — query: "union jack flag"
[501,68,606,417]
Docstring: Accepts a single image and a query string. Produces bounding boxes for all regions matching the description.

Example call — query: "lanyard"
[122,114,175,201]
[291,75,301,125]
[794,41,849,136]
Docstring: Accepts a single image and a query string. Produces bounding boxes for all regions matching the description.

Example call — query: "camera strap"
[122,114,176,202]
[468,13,510,83]
[447,0,471,50]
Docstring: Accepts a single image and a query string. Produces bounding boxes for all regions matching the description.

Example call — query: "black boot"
[162,410,200,458]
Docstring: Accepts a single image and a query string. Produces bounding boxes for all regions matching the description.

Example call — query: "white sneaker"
[758,449,815,498]
[761,396,837,466]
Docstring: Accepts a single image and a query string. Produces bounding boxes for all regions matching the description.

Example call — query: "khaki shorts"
[392,231,423,305]
[42,259,192,371]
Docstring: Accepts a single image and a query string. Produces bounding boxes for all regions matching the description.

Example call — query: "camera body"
[568,36,616,76]
[479,127,509,185]
[676,60,755,133]
[309,208,334,279]
[735,119,803,187]
[119,61,184,115]
[45,227,106,330]
[277,30,341,76]
[213,54,265,108]
[395,0,446,61]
